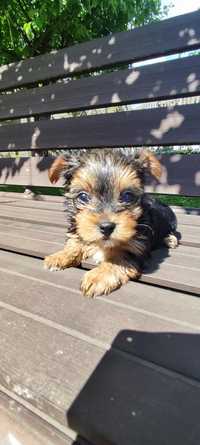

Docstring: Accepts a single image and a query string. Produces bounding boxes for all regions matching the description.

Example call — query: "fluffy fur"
[44,149,178,297]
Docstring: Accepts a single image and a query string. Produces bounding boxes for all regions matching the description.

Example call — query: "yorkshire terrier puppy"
[44,149,178,297]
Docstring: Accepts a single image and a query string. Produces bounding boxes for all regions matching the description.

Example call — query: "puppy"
[44,149,178,297]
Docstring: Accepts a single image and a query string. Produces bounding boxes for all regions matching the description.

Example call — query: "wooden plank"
[0,392,74,445]
[1,251,200,444]
[0,250,200,381]
[0,307,105,427]
[0,11,199,91]
[1,153,200,197]
[1,56,200,120]
[0,104,200,151]
[0,304,200,445]
[0,191,64,203]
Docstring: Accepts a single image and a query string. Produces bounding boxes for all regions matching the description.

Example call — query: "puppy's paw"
[81,264,128,298]
[44,251,73,271]
[164,234,178,249]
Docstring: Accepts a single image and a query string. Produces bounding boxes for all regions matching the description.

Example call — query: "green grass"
[0,185,200,208]
[152,194,200,209]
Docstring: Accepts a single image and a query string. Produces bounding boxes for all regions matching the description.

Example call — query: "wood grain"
[0,56,200,120]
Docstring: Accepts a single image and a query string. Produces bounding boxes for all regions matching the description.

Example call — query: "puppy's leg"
[44,238,83,271]
[164,233,178,249]
[81,261,140,298]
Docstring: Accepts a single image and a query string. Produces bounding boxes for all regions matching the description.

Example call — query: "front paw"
[44,252,72,271]
[81,265,127,298]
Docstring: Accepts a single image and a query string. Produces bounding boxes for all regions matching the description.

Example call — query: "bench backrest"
[0,10,200,196]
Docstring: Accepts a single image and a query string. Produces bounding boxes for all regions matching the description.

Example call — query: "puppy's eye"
[120,190,137,204]
[77,192,90,204]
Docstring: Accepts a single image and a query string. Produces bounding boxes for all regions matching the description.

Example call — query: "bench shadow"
[67,329,200,445]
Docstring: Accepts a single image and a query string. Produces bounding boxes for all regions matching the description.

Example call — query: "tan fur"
[44,238,83,270]
[48,157,68,184]
[139,150,162,180]
[45,149,165,297]
[81,261,140,298]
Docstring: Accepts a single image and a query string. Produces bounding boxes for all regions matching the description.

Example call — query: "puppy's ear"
[48,155,80,184]
[137,150,162,180]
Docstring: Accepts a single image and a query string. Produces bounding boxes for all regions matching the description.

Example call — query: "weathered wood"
[0,306,105,427]
[0,392,73,445]
[0,303,200,445]
[0,104,200,152]
[1,56,200,120]
[0,11,199,91]
[1,250,200,381]
[1,153,200,197]
[1,250,200,445]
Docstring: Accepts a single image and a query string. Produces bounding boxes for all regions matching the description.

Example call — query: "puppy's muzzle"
[99,221,116,238]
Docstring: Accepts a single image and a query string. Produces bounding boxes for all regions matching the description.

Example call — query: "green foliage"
[0,0,166,65]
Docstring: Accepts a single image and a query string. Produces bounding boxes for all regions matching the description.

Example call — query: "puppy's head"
[49,149,162,247]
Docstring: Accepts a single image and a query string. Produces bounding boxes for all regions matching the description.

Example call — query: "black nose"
[99,221,116,237]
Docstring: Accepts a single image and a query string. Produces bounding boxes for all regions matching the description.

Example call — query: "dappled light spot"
[195,171,200,186]
[51,93,55,100]
[90,95,99,105]
[187,73,196,83]
[80,55,87,61]
[92,48,97,54]
[188,80,199,92]
[108,36,116,45]
[97,48,102,54]
[107,53,112,59]
[31,127,40,149]
[170,154,182,163]
[126,337,133,343]
[151,111,184,140]
[0,65,8,80]
[48,63,52,67]
[179,27,195,38]
[112,93,120,102]
[28,67,33,72]
[8,143,16,149]
[9,108,14,114]
[64,54,82,72]
[87,61,92,68]
[17,75,23,81]
[125,70,140,85]
[187,73,199,92]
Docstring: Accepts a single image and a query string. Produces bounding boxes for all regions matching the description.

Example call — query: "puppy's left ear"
[137,150,162,180]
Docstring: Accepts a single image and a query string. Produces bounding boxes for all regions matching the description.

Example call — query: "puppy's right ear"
[48,155,80,184]
[48,156,69,184]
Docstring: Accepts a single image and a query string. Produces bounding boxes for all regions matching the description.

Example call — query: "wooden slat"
[0,307,105,427]
[1,307,200,445]
[1,250,200,445]
[0,11,199,91]
[0,393,73,445]
[0,104,200,151]
[1,153,200,197]
[0,250,200,381]
[1,56,200,120]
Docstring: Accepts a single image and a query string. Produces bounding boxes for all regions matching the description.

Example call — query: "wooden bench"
[0,10,200,445]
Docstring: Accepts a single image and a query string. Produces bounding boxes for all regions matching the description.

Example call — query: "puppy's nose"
[99,221,116,237]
